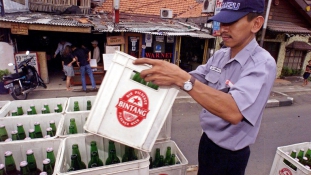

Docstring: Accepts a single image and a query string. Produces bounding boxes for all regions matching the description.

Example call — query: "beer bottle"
[153,148,161,168]
[305,147,311,160]
[290,150,297,158]
[72,144,86,169]
[4,151,20,175]
[89,141,103,165]
[30,104,37,115]
[17,123,26,140]
[34,122,43,138]
[57,103,62,113]
[158,155,164,167]
[73,101,80,111]
[297,148,305,162]
[170,154,176,165]
[54,107,59,113]
[67,154,80,172]
[0,124,9,142]
[149,157,153,169]
[88,151,103,168]
[86,100,92,110]
[46,147,56,169]
[43,104,50,114]
[108,140,116,153]
[17,106,24,115]
[69,118,78,134]
[0,164,6,175]
[11,110,18,116]
[20,161,31,175]
[46,127,54,137]
[106,149,120,165]
[41,108,46,114]
[122,146,130,162]
[42,159,53,175]
[29,129,35,139]
[11,130,20,141]
[27,108,32,115]
[49,121,57,136]
[26,149,41,175]
[164,147,172,165]
[302,157,308,166]
[129,147,137,161]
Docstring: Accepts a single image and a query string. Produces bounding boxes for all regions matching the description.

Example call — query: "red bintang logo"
[116,89,150,127]
[279,168,292,175]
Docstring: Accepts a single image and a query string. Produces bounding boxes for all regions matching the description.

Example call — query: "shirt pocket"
[205,70,221,84]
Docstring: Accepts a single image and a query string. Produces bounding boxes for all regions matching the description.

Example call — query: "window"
[283,49,306,75]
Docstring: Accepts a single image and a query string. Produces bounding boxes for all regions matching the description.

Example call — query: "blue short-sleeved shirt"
[190,38,277,151]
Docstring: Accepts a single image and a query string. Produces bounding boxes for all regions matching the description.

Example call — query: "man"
[133,0,277,174]
[72,44,97,92]
[91,40,101,63]
[54,39,71,80]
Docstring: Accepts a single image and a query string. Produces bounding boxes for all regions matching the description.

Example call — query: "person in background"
[302,60,311,86]
[72,44,97,92]
[133,0,277,174]
[54,39,72,80]
[61,45,76,91]
[91,40,101,63]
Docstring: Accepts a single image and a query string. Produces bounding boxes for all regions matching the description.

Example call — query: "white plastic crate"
[270,142,311,175]
[0,138,62,174]
[0,98,68,117]
[0,101,10,115]
[60,112,90,137]
[65,96,96,113]
[54,134,150,175]
[84,51,179,152]
[149,140,188,175]
[0,113,64,142]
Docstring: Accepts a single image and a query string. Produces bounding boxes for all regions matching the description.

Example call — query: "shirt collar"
[227,38,258,66]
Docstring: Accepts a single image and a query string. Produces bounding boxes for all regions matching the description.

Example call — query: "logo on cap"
[222,2,240,10]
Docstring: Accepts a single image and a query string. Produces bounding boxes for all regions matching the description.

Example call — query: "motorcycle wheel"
[11,84,28,100]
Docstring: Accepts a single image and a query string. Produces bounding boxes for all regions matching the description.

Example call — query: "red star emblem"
[133,98,140,104]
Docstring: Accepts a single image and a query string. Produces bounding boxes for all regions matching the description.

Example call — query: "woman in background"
[302,60,311,86]
[61,45,76,91]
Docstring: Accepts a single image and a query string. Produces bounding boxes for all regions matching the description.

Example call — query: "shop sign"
[15,52,39,74]
[145,52,173,59]
[11,23,28,35]
[107,36,125,45]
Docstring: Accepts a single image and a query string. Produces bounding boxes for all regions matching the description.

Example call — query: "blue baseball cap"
[207,0,264,24]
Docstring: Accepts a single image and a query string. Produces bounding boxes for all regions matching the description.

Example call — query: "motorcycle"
[3,51,47,100]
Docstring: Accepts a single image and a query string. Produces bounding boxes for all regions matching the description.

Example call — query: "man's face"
[220,15,254,51]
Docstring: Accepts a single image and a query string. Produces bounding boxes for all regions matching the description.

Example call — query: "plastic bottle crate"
[270,142,311,175]
[54,134,150,175]
[84,51,179,152]
[0,98,68,117]
[149,140,188,175]
[0,113,64,142]
[59,112,90,137]
[65,96,96,113]
[0,138,62,174]
[0,101,10,115]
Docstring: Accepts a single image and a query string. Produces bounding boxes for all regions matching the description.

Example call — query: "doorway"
[125,33,142,58]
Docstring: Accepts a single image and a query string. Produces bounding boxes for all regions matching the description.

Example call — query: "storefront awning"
[286,41,311,51]
[267,21,311,34]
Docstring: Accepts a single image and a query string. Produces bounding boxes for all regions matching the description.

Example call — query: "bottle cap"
[4,151,12,156]
[42,108,46,111]
[46,127,52,131]
[306,165,310,169]
[49,120,55,124]
[40,172,48,175]
[303,157,308,160]
[44,103,48,106]
[293,149,297,152]
[54,107,59,110]
[0,164,4,169]
[24,137,31,140]
[17,105,22,108]
[27,108,32,111]
[0,124,5,128]
[34,122,40,125]
[30,104,35,107]
[17,123,23,126]
[20,161,28,167]
[294,158,299,161]
[46,147,54,152]
[29,128,35,132]
[11,130,18,134]
[26,149,34,155]
[5,138,12,142]
[43,158,50,164]
[11,110,17,112]
[44,135,51,138]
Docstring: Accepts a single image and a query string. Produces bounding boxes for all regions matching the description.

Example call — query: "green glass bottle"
[42,159,53,175]
[72,144,86,169]
[88,151,103,168]
[153,148,161,168]
[69,118,78,134]
[158,155,164,167]
[122,146,130,163]
[57,103,63,113]
[30,104,37,115]
[28,129,35,139]
[164,147,172,165]
[306,147,311,160]
[0,124,9,142]
[290,150,297,158]
[17,123,26,140]
[49,120,57,136]
[67,154,80,172]
[4,151,20,175]
[302,157,309,166]
[54,107,59,113]
[73,101,80,111]
[27,108,32,115]
[297,148,305,162]
[170,154,176,165]
[34,122,43,138]
[108,140,116,153]
[11,130,20,141]
[17,106,24,115]
[0,164,6,175]
[106,149,120,165]
[46,147,56,169]
[89,141,103,166]
[43,104,50,114]
[20,161,31,175]
[41,108,46,114]
[86,100,92,110]
[149,157,153,169]
[11,110,18,116]
[46,127,54,137]
[26,149,41,175]
[129,147,137,161]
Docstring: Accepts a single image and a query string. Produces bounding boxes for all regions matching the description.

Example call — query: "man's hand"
[54,54,56,58]
[133,58,190,88]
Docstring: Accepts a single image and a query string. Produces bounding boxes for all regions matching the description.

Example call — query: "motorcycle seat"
[3,72,24,80]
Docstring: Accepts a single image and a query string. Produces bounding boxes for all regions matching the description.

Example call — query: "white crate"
[84,51,179,152]
[60,112,90,137]
[270,142,311,175]
[149,140,188,175]
[0,138,62,174]
[65,96,96,113]
[0,113,64,142]
[0,101,10,115]
[54,134,150,175]
[0,98,68,117]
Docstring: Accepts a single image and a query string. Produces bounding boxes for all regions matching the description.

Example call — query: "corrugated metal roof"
[286,41,311,51]
[267,21,311,34]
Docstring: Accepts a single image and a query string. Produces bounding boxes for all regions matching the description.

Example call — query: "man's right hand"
[54,54,56,58]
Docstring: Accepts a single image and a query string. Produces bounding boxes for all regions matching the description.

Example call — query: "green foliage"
[0,69,10,82]
[281,67,301,77]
